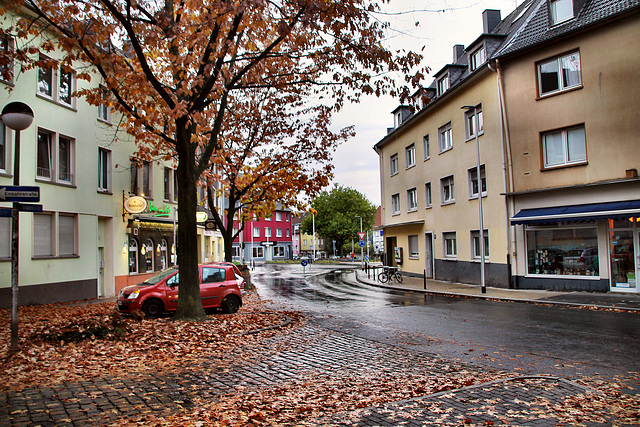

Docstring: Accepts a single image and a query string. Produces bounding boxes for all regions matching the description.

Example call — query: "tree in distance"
[301,184,376,257]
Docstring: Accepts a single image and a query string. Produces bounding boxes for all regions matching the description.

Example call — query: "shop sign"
[124,196,147,214]
[196,211,208,222]
[147,203,171,216]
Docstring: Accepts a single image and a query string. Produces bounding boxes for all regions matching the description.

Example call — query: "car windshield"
[141,267,178,285]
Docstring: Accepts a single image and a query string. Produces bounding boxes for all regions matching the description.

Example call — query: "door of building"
[609,221,639,293]
[424,233,433,279]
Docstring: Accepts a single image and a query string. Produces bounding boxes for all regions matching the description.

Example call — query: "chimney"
[453,44,465,62]
[482,9,501,33]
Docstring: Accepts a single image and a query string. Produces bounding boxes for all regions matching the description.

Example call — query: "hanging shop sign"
[196,211,208,222]
[124,196,147,214]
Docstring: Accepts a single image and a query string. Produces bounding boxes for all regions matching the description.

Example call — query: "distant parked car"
[117,264,243,318]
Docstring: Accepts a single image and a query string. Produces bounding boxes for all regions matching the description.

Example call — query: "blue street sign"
[359,240,366,248]
[365,255,369,261]
[301,259,308,267]
[0,186,40,202]
[0,208,11,217]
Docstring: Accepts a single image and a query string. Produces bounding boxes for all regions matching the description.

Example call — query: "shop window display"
[526,226,598,276]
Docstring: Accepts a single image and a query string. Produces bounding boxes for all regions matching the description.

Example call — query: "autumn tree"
[301,184,376,256]
[202,86,354,262]
[2,0,423,320]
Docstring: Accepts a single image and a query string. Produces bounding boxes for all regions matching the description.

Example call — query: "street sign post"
[0,185,40,203]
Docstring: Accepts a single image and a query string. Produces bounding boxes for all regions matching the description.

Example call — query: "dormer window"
[470,47,486,71]
[550,0,574,25]
[394,110,403,127]
[437,75,449,96]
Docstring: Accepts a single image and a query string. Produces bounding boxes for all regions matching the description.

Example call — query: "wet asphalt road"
[252,263,640,382]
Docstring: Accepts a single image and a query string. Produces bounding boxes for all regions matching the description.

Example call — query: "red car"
[117,264,243,318]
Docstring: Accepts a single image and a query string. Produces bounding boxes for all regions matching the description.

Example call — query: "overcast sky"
[329,0,522,206]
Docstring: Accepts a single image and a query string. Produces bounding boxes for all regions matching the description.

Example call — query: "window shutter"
[59,214,75,255]
[34,213,53,256]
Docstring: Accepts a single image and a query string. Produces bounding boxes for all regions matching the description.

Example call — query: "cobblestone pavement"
[311,377,593,426]
[1,323,596,426]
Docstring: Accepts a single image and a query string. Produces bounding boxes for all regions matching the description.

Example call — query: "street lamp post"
[462,104,486,293]
[2,101,35,350]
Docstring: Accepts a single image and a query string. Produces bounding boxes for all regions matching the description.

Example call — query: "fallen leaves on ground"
[0,292,299,391]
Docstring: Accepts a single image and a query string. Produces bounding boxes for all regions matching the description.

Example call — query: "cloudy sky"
[330,0,522,206]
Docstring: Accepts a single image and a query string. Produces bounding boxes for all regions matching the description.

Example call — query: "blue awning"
[510,200,640,225]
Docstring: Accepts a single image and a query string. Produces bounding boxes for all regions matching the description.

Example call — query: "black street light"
[2,101,34,351]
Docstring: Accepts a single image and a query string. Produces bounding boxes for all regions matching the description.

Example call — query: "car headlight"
[127,290,140,300]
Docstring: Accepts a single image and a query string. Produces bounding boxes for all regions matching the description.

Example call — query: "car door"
[200,266,227,308]
[165,272,180,311]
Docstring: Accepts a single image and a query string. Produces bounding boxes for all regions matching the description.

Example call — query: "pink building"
[232,209,293,262]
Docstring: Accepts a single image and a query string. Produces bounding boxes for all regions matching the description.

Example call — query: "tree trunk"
[173,132,207,320]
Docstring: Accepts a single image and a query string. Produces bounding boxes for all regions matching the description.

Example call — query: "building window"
[526,226,598,276]
[160,239,168,269]
[0,124,7,173]
[0,36,14,83]
[276,228,283,237]
[538,51,581,97]
[549,0,574,25]
[468,165,487,198]
[0,217,11,259]
[33,212,76,257]
[405,144,415,168]
[390,153,399,176]
[131,161,153,197]
[143,238,154,272]
[98,148,111,193]
[286,228,290,237]
[163,167,171,201]
[441,175,455,204]
[408,235,419,259]
[276,212,282,221]
[469,47,486,71]
[98,87,111,123]
[37,58,76,107]
[253,246,264,258]
[471,230,489,259]
[232,246,241,258]
[129,238,139,273]
[391,193,400,215]
[58,136,73,183]
[265,227,272,238]
[37,129,75,185]
[438,122,453,153]
[542,125,586,168]
[424,182,432,208]
[464,105,484,140]
[443,232,457,258]
[407,188,417,212]
[253,227,260,238]
[437,74,449,96]
[423,134,430,160]
[274,246,285,257]
[58,214,76,256]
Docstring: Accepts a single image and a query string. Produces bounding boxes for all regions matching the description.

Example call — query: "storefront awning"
[382,219,425,229]
[510,200,640,225]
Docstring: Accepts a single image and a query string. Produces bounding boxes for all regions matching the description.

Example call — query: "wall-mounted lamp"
[156,244,161,253]
[141,245,146,256]
[123,241,128,254]
[171,244,175,254]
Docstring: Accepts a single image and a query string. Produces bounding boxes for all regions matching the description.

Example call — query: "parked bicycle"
[377,266,403,284]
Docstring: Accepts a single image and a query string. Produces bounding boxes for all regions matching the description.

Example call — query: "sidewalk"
[354,268,640,312]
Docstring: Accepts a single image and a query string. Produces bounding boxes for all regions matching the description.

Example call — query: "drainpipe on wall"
[489,59,517,288]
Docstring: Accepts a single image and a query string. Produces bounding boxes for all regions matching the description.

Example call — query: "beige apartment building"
[376,0,640,292]
[496,0,640,292]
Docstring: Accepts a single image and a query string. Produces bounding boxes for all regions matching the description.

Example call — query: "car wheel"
[142,299,163,319]
[220,295,241,314]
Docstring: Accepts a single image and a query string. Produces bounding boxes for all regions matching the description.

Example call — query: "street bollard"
[424,269,427,290]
